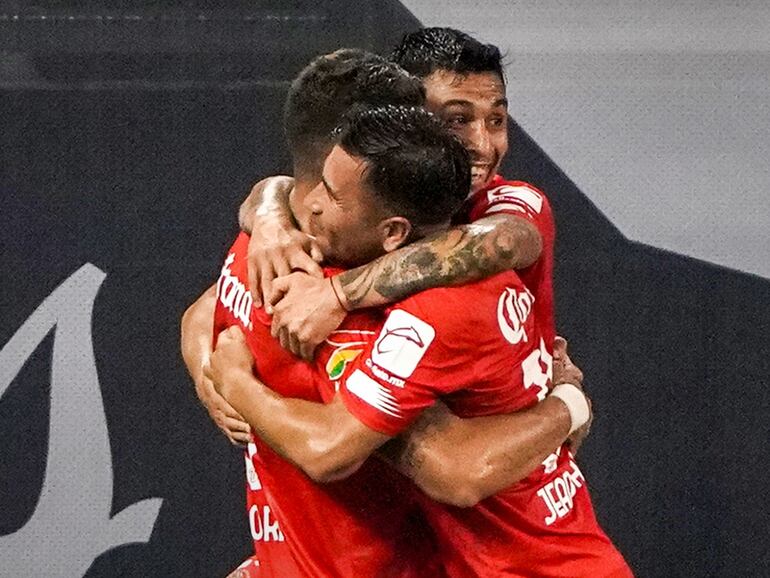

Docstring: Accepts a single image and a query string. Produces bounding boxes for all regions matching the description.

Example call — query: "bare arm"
[335,214,541,309]
[378,337,587,507]
[205,327,389,482]
[206,326,589,509]
[238,176,323,308]
[378,397,571,508]
[238,176,295,235]
[180,285,251,445]
[269,214,542,358]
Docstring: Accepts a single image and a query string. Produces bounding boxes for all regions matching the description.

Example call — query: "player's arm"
[335,213,541,309]
[269,213,541,358]
[377,339,588,507]
[180,285,251,445]
[204,327,390,483]
[238,176,322,308]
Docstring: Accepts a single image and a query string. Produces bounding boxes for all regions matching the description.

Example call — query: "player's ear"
[379,216,412,253]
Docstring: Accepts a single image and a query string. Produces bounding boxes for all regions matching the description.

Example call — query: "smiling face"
[422,70,509,194]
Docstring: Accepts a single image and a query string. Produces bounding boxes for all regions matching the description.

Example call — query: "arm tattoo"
[337,215,538,308]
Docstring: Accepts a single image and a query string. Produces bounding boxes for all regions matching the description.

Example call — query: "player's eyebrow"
[440,99,474,108]
[441,97,509,109]
[322,176,338,199]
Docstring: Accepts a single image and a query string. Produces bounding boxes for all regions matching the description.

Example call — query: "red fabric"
[462,176,557,347]
[336,273,631,576]
[213,233,438,578]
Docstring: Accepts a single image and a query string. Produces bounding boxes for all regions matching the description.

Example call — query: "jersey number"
[522,338,552,401]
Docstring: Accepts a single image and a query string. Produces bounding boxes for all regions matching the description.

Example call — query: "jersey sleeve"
[338,305,460,437]
[470,180,552,235]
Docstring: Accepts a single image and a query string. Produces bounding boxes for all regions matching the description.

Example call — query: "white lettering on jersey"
[497,287,534,344]
[346,369,402,418]
[536,456,585,526]
[486,184,543,214]
[522,338,553,402]
[216,253,253,330]
[365,358,405,388]
[370,309,435,378]
[249,504,285,542]
[244,442,262,491]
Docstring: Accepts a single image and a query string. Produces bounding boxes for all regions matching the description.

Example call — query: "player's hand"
[552,336,592,454]
[205,326,256,401]
[552,336,584,386]
[195,372,251,447]
[247,215,323,310]
[269,273,347,361]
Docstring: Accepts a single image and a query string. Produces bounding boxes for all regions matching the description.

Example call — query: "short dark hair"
[284,49,425,181]
[391,27,504,83]
[337,105,470,229]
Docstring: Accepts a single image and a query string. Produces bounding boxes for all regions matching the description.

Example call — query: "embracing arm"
[238,176,295,235]
[335,214,541,309]
[180,285,251,445]
[238,176,322,308]
[379,397,571,508]
[377,337,588,507]
[268,214,542,358]
[205,328,389,482]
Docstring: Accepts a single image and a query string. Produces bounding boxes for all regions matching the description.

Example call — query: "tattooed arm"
[377,337,585,507]
[335,214,541,309]
[377,397,572,507]
[269,213,541,358]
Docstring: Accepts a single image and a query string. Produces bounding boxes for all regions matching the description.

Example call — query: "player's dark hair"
[337,105,470,229]
[284,49,425,181]
[390,27,504,83]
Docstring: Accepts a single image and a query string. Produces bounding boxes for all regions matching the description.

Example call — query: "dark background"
[1,2,768,576]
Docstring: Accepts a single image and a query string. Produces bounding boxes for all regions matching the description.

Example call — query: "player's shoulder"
[390,271,525,342]
[480,176,551,217]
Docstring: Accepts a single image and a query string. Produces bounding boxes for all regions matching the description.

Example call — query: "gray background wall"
[405,0,770,280]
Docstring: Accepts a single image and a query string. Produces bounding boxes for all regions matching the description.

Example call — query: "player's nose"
[304,183,324,214]
[465,120,493,158]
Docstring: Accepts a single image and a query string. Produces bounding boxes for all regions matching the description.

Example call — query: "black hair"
[284,49,425,181]
[390,27,504,83]
[337,105,470,228]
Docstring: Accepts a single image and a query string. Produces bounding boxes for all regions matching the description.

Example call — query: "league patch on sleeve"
[345,369,402,418]
[369,309,435,379]
[486,184,544,215]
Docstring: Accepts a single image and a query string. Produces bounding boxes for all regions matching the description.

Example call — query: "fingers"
[273,256,292,281]
[260,264,275,314]
[288,250,324,278]
[288,332,302,358]
[268,275,291,308]
[299,340,316,362]
[309,239,324,265]
[553,336,568,360]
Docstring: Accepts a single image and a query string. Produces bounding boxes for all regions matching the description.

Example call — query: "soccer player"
[242,28,554,366]
[206,104,631,577]
[182,51,588,577]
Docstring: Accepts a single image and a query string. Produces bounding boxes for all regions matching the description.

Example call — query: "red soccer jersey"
[213,233,439,578]
[461,176,556,348]
[339,271,632,577]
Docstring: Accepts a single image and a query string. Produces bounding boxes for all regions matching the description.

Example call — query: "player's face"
[304,145,389,268]
[423,70,508,193]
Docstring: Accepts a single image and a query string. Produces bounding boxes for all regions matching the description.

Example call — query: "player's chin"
[470,172,492,193]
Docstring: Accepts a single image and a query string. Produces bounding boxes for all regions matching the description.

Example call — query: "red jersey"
[339,271,632,577]
[461,176,556,347]
[213,233,438,578]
